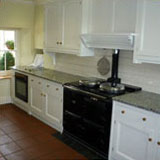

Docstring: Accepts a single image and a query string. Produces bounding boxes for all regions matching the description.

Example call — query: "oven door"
[15,72,28,102]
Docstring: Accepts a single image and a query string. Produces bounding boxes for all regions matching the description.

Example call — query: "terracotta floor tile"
[0,142,21,156]
[8,131,30,141]
[1,125,21,134]
[35,153,58,160]
[0,135,13,145]
[0,104,87,160]
[5,150,32,160]
[16,137,39,149]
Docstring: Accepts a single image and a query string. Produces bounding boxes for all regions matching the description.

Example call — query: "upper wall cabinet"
[44,0,94,56]
[81,0,137,50]
[134,0,160,64]
[89,0,137,34]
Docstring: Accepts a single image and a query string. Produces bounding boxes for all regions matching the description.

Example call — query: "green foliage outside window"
[0,40,15,70]
[0,51,15,70]
[5,40,14,50]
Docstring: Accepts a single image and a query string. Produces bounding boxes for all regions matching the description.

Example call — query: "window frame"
[0,29,18,75]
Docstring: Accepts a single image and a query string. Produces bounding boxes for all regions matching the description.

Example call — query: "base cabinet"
[43,82,63,131]
[30,85,44,117]
[134,0,160,64]
[29,76,63,132]
[109,101,159,160]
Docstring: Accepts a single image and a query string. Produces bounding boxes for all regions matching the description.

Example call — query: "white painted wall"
[0,0,35,66]
[53,50,160,94]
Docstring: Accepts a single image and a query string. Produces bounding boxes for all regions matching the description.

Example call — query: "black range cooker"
[63,50,141,158]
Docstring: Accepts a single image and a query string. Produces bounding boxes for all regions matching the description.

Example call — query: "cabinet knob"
[121,110,125,114]
[31,79,34,82]
[38,82,41,85]
[56,88,59,91]
[148,138,152,142]
[57,42,59,45]
[157,142,160,146]
[142,117,147,121]
[41,93,43,96]
[59,42,62,45]
[47,85,50,88]
[44,94,46,97]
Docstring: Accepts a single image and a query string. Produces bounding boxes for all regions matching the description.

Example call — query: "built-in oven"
[15,72,28,102]
[63,86,112,157]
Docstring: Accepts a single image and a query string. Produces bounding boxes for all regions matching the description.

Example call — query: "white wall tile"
[53,50,160,94]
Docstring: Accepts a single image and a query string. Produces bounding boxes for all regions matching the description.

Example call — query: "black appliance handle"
[64,85,108,101]
[15,72,28,82]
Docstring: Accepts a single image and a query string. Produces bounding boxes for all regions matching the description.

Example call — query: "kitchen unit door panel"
[63,0,82,50]
[90,0,113,33]
[109,101,156,160]
[90,0,137,34]
[44,92,63,128]
[44,3,63,49]
[134,0,160,64]
[30,86,44,117]
[111,121,155,160]
[113,0,137,33]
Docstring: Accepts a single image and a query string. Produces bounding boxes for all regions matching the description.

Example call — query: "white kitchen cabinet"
[109,101,158,160]
[134,0,160,64]
[30,77,44,117]
[29,76,63,132]
[44,0,94,56]
[89,0,137,34]
[44,0,81,54]
[43,80,63,131]
[44,2,62,49]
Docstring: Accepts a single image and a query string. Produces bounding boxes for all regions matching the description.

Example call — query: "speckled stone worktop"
[114,91,160,114]
[12,66,85,84]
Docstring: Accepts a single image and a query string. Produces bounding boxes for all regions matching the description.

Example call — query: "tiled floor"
[0,104,87,160]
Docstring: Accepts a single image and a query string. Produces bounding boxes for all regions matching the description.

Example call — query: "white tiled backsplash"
[54,50,160,94]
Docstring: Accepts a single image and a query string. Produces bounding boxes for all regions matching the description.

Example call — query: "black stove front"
[63,81,141,158]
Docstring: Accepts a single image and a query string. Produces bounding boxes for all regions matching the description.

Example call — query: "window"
[0,30,16,72]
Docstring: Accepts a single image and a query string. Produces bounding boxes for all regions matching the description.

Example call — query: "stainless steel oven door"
[15,72,28,102]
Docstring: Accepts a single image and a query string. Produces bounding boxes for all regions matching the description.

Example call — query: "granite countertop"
[12,66,85,84]
[114,91,160,114]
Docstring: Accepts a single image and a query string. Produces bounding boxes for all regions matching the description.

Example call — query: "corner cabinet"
[109,101,160,160]
[29,76,63,132]
[134,0,160,64]
[44,0,94,56]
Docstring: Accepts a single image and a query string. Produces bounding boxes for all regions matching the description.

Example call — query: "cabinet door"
[134,0,160,64]
[62,0,82,50]
[44,3,63,49]
[113,0,137,33]
[109,102,156,160]
[111,120,155,160]
[43,81,63,131]
[30,77,44,117]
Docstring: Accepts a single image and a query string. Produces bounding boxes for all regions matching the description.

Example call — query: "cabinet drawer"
[114,102,156,129]
[29,76,43,87]
[43,80,63,97]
